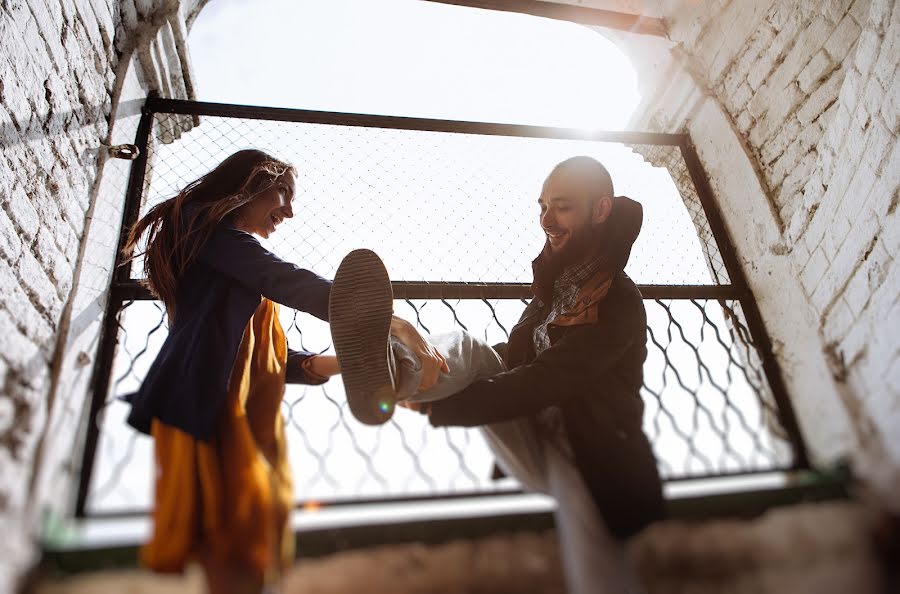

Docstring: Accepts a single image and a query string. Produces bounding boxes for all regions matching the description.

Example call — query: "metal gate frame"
[74,97,809,517]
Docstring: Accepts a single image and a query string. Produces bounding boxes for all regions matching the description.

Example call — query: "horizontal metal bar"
[67,466,829,521]
[393,281,531,299]
[146,97,685,145]
[115,281,743,302]
[80,488,526,520]
[420,0,668,37]
[640,284,745,300]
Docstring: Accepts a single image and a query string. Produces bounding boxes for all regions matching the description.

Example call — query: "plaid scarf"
[532,255,608,355]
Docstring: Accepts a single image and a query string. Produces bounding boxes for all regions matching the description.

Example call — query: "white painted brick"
[19,250,62,321]
[850,0,872,26]
[762,119,801,165]
[728,82,754,113]
[803,198,834,256]
[838,66,864,117]
[837,161,879,225]
[749,84,804,147]
[0,59,34,132]
[873,15,898,86]
[825,102,852,154]
[830,213,880,296]
[862,117,893,177]
[823,297,856,342]
[853,98,873,130]
[736,110,754,134]
[819,145,836,181]
[854,29,882,75]
[748,51,777,91]
[865,142,900,223]
[768,18,835,94]
[880,74,899,131]
[769,135,804,188]
[826,13,863,59]
[867,0,892,30]
[840,309,872,363]
[840,107,870,167]
[35,229,62,277]
[5,188,40,243]
[798,73,844,125]
[802,245,830,296]
[0,256,53,346]
[0,310,42,373]
[863,76,885,116]
[844,253,878,317]
[732,25,776,83]
[810,253,842,314]
[779,150,818,206]
[799,121,824,153]
[0,208,22,264]
[798,51,835,94]
[869,249,900,318]
[887,352,900,397]
[823,0,856,23]
[801,170,826,208]
[822,205,853,259]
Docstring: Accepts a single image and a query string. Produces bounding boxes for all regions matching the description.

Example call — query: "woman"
[123,149,445,594]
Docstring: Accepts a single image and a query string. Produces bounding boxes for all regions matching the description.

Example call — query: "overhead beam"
[420,0,668,37]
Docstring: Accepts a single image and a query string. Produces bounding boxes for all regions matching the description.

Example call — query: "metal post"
[678,137,810,469]
[75,106,155,517]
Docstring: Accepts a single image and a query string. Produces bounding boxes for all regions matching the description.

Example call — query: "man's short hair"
[549,156,615,199]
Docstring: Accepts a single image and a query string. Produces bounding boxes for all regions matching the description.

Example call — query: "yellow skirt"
[141,298,294,584]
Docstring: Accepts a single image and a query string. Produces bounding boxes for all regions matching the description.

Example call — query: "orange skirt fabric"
[141,298,294,584]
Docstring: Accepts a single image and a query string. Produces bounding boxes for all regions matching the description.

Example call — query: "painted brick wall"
[691,0,899,472]
[0,0,202,590]
[624,0,898,490]
[0,0,120,588]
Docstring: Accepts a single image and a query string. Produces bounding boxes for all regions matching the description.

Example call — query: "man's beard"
[543,221,600,271]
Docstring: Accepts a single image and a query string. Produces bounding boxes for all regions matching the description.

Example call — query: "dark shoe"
[329,249,397,425]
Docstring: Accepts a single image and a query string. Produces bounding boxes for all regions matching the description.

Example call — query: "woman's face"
[234,172,296,238]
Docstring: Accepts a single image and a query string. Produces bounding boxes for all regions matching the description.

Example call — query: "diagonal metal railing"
[75,98,808,517]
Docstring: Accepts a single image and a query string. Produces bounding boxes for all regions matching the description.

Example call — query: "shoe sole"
[330,249,396,425]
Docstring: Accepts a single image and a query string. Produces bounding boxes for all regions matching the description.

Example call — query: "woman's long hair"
[124,149,295,320]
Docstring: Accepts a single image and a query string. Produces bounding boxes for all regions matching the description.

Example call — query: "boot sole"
[330,249,396,425]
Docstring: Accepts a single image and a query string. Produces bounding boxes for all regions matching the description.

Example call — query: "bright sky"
[189,0,641,129]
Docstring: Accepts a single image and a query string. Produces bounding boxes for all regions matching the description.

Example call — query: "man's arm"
[428,302,640,427]
[197,224,332,321]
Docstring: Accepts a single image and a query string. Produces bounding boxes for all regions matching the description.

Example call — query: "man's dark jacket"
[428,196,664,540]
[125,220,332,441]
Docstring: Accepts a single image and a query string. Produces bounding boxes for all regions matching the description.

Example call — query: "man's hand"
[390,316,449,391]
[398,400,432,415]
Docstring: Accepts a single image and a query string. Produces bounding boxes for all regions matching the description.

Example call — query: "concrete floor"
[33,502,889,594]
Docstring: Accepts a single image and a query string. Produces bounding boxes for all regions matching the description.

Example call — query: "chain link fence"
[79,102,801,516]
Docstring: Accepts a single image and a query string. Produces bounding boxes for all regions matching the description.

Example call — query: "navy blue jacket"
[125,220,332,441]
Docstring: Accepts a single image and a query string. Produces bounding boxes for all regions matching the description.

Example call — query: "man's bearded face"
[538,170,605,268]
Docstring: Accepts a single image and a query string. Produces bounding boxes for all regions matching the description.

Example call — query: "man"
[330,156,663,593]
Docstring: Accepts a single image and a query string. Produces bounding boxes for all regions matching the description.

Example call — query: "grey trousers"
[392,331,642,594]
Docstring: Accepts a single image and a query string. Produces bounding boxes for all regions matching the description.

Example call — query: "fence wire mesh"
[82,107,797,516]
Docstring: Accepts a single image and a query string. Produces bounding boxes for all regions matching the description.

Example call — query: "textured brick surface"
[0,0,204,591]
[630,0,898,505]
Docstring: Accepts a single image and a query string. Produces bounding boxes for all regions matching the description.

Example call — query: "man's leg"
[393,330,639,592]
[544,443,642,594]
[392,331,551,492]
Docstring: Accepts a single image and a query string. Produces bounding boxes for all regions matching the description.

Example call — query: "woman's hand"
[306,355,341,378]
[390,315,449,391]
